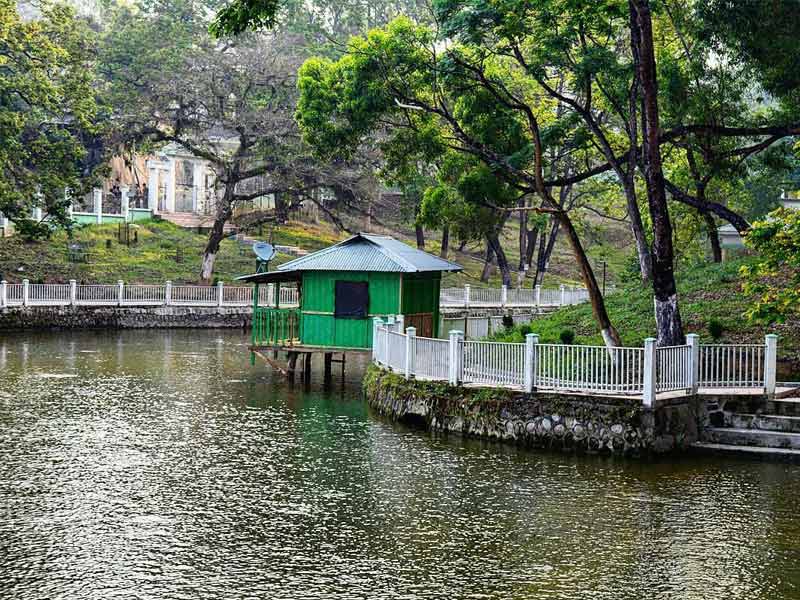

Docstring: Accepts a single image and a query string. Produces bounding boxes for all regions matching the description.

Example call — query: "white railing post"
[535,285,541,307]
[385,315,394,365]
[217,281,224,307]
[93,188,103,224]
[405,326,416,379]
[524,333,538,393]
[643,337,656,407]
[69,280,76,306]
[559,284,566,306]
[448,330,463,386]
[765,334,778,397]
[0,280,6,308]
[22,279,29,306]
[165,280,172,306]
[395,314,404,333]
[464,284,471,308]
[501,284,508,307]
[687,333,700,395]
[372,317,383,362]
[117,280,124,306]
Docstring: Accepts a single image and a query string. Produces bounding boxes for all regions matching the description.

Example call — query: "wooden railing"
[373,319,779,405]
[252,307,301,346]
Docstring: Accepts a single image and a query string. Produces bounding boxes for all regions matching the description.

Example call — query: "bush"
[519,324,532,336]
[559,328,575,344]
[708,319,724,341]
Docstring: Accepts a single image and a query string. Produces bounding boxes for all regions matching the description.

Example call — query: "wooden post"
[22,279,29,306]
[524,333,538,393]
[287,351,298,384]
[765,334,778,398]
[687,333,700,395]
[303,353,312,385]
[324,352,332,387]
[405,326,416,379]
[643,337,656,407]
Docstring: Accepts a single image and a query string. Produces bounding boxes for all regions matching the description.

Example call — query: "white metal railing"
[700,344,766,388]
[0,279,300,309]
[439,284,592,308]
[536,344,645,394]
[462,340,525,388]
[656,345,693,392]
[373,323,780,405]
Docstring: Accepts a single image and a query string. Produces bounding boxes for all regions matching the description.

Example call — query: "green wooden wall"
[400,272,441,336]
[300,271,402,348]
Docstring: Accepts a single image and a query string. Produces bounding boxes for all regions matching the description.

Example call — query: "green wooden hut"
[239,233,462,350]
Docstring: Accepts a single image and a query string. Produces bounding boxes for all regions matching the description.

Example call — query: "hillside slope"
[490,257,800,372]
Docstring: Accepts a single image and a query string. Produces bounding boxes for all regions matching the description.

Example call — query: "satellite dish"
[253,242,276,262]
[253,242,276,273]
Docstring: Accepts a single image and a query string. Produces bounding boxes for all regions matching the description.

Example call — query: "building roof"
[238,233,462,283]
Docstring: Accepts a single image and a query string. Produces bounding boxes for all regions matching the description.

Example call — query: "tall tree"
[0,0,100,239]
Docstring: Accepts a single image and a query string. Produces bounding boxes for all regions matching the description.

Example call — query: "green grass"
[488,257,800,363]
[0,219,341,284]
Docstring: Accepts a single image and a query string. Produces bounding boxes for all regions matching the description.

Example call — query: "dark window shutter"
[334,281,369,318]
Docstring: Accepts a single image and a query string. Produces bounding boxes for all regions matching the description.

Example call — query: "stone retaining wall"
[364,365,703,456]
[0,306,252,330]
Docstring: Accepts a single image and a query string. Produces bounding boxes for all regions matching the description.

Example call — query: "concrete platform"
[691,441,800,462]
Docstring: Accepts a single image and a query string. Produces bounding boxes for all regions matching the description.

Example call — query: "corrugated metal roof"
[275,233,463,273]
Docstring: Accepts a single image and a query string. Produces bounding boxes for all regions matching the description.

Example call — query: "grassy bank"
[488,257,800,365]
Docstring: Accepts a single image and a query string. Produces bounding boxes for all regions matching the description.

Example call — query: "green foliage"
[708,319,724,341]
[559,328,576,345]
[741,208,800,323]
[0,0,101,239]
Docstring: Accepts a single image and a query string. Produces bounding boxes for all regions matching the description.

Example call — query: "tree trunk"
[623,181,654,282]
[488,234,512,287]
[525,225,538,269]
[557,211,621,347]
[703,211,722,262]
[630,0,684,346]
[535,219,559,286]
[201,187,235,283]
[440,225,450,259]
[415,224,425,249]
[517,201,527,287]
[480,241,495,282]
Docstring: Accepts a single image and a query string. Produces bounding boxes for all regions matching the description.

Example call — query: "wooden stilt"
[303,353,312,386]
[323,352,332,388]
[287,352,298,383]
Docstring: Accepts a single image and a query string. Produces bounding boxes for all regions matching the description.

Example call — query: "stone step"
[728,413,800,433]
[705,427,800,450]
[765,397,800,416]
[692,442,800,462]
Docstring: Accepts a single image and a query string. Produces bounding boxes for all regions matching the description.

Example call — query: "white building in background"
[718,191,800,259]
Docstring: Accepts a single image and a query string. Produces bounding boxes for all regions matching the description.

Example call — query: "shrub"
[519,324,532,336]
[708,319,724,341]
[559,328,576,344]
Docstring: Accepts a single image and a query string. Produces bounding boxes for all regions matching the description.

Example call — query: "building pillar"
[192,162,204,214]
[147,163,159,213]
[120,185,130,221]
[164,159,176,213]
[93,188,103,224]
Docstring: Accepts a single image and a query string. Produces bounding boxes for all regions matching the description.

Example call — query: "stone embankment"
[0,306,251,330]
[364,365,704,456]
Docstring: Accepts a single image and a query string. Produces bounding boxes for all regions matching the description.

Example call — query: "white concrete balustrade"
[439,284,592,308]
[373,320,779,405]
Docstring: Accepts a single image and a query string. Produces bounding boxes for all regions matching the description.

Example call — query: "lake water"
[1,330,799,600]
